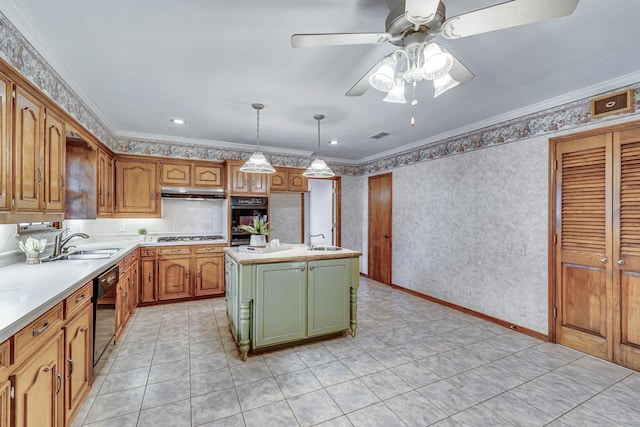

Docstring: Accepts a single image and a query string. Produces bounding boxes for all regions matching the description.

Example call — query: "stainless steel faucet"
[307,233,325,249]
[53,228,90,257]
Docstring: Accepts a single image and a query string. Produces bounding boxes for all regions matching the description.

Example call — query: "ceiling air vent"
[591,89,635,119]
[370,132,389,140]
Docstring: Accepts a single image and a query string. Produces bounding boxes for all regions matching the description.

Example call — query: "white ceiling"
[2,0,639,162]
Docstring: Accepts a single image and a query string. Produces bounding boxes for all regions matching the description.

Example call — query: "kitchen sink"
[42,248,122,261]
[309,246,343,251]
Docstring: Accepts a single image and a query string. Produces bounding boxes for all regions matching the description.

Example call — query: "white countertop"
[224,244,362,265]
[0,238,228,343]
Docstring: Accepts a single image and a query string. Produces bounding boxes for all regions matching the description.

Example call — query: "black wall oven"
[92,265,119,372]
[230,196,268,246]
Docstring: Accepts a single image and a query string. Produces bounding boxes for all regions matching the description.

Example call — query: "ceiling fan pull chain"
[411,82,418,126]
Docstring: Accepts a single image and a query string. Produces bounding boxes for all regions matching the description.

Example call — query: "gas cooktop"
[156,235,224,242]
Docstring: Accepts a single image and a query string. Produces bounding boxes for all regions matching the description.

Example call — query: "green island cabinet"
[224,247,361,361]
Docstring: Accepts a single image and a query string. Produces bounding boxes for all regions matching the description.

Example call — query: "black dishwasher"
[92,265,119,371]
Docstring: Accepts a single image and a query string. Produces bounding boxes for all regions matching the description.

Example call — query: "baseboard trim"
[390,283,549,342]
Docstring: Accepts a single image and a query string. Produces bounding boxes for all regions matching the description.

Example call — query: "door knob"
[384,235,390,238]
[618,259,626,266]
[600,258,607,264]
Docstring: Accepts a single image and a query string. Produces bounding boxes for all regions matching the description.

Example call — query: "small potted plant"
[18,236,47,264]
[137,227,148,242]
[239,218,274,247]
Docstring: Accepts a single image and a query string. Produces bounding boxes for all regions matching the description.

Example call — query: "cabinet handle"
[198,269,201,278]
[37,168,42,185]
[309,265,315,271]
[74,294,86,303]
[32,320,49,336]
[299,265,306,271]
[67,357,74,378]
[149,272,153,282]
[56,373,62,395]
[618,259,626,265]
[60,174,65,189]
[243,178,247,187]
[186,270,189,280]
[601,258,608,264]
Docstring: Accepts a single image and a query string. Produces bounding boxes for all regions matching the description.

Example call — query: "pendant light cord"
[314,113,325,158]
[256,108,261,150]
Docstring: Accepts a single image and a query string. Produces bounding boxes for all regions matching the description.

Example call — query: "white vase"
[249,235,267,247]
[25,251,40,265]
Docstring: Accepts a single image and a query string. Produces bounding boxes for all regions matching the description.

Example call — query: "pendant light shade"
[304,114,335,178]
[240,103,276,174]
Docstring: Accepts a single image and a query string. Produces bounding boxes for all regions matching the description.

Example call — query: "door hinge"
[553,234,557,244]
[11,197,15,207]
[12,89,15,99]
[10,385,14,399]
[554,160,558,170]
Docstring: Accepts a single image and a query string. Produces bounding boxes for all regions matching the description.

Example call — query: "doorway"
[368,173,392,285]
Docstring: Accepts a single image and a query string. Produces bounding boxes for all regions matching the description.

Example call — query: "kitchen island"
[224,244,361,361]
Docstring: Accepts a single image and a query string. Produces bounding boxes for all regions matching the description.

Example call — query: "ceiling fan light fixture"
[240,103,276,174]
[433,73,460,98]
[422,43,453,81]
[304,114,335,178]
[383,79,407,103]
[368,57,396,92]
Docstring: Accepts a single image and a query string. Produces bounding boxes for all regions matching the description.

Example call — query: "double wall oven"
[230,196,268,246]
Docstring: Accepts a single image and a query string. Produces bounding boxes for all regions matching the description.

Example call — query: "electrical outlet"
[119,223,126,232]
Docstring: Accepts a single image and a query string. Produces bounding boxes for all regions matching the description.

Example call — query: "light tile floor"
[73,277,640,426]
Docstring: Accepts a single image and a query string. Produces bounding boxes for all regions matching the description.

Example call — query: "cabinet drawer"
[13,302,64,365]
[194,245,224,254]
[65,281,93,319]
[159,246,191,256]
[0,339,10,373]
[139,247,157,257]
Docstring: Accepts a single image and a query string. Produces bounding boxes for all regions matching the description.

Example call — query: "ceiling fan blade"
[291,32,391,48]
[345,58,388,96]
[405,0,441,26]
[441,0,580,39]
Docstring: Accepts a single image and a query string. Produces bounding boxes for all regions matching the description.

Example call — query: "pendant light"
[303,114,335,178]
[240,103,276,174]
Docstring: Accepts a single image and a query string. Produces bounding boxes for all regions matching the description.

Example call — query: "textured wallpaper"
[340,175,367,273]
[270,193,303,244]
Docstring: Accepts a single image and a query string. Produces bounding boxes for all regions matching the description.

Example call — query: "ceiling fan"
[291,0,580,104]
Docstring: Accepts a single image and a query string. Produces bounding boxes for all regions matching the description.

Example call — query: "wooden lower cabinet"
[11,330,65,427]
[194,254,224,297]
[158,256,191,300]
[140,257,157,303]
[64,305,92,425]
[0,379,10,427]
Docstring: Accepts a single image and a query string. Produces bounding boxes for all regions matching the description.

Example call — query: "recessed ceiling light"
[328,140,339,145]
[170,118,187,125]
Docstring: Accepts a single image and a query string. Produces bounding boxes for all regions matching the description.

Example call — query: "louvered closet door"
[613,128,640,370]
[555,134,613,360]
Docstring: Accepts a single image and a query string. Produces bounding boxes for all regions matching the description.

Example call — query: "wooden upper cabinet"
[44,109,65,213]
[114,158,159,216]
[160,162,190,186]
[0,73,10,211]
[13,87,44,212]
[226,160,269,194]
[193,164,223,188]
[97,148,114,216]
[271,167,308,192]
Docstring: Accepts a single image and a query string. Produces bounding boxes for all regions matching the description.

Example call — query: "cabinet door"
[288,170,308,192]
[251,173,269,194]
[115,159,158,215]
[140,258,157,303]
[11,331,64,427]
[158,256,192,300]
[270,170,287,192]
[0,73,10,211]
[14,87,44,212]
[254,262,306,347]
[195,254,224,296]
[114,271,126,344]
[129,262,139,315]
[193,164,223,188]
[160,162,190,186]
[229,163,249,193]
[97,149,114,215]
[64,305,92,424]
[0,379,10,427]
[307,258,351,337]
[44,110,65,213]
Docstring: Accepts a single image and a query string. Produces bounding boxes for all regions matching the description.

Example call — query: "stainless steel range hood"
[160,186,226,200]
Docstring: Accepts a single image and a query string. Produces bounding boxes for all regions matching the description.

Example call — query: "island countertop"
[223,244,362,265]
